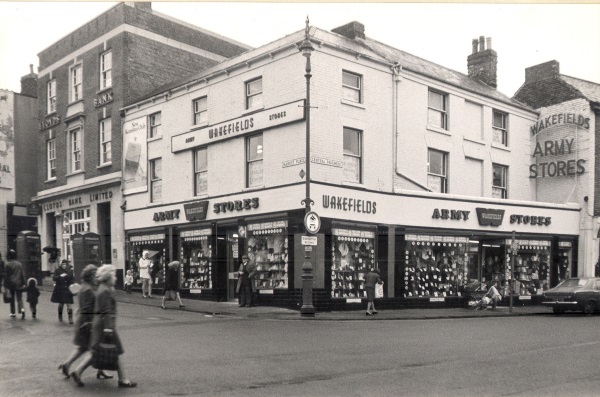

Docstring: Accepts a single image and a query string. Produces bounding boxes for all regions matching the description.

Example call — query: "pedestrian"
[365,267,383,316]
[51,259,75,323]
[70,264,137,388]
[124,270,133,294]
[0,252,5,292]
[58,265,112,381]
[3,249,26,319]
[161,261,185,310]
[138,251,153,298]
[236,255,252,308]
[25,277,40,319]
[486,279,503,310]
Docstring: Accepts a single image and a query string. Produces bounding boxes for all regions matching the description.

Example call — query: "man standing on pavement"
[138,251,153,298]
[236,255,252,307]
[3,249,26,318]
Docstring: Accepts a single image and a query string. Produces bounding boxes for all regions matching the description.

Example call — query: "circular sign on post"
[304,211,321,234]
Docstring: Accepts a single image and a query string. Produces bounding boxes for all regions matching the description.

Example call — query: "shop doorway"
[481,240,505,284]
[216,226,241,302]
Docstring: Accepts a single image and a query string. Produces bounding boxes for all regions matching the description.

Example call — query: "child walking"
[26,278,40,319]
[124,269,134,294]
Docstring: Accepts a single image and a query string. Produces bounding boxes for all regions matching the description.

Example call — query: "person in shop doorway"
[3,249,26,319]
[138,251,153,298]
[51,259,75,323]
[486,280,503,310]
[365,267,383,316]
[236,255,252,308]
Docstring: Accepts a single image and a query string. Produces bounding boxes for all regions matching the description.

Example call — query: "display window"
[331,228,376,298]
[129,233,167,288]
[246,220,288,290]
[179,228,212,290]
[507,239,551,296]
[402,235,470,298]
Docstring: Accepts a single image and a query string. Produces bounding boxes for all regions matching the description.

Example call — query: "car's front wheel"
[583,300,596,315]
[553,306,564,315]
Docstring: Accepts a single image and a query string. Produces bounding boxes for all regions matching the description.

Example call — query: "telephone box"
[72,232,102,282]
[16,231,43,285]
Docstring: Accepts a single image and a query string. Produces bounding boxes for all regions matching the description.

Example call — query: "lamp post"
[299,17,315,316]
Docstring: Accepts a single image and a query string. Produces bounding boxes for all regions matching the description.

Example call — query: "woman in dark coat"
[58,265,111,380]
[161,261,185,309]
[70,264,136,388]
[51,259,74,323]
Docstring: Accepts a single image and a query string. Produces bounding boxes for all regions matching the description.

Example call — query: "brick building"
[120,22,581,310]
[514,60,600,277]
[31,2,250,279]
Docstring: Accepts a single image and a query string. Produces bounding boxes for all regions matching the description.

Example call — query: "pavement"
[40,277,553,321]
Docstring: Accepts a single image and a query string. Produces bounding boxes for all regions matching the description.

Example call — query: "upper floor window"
[193,97,207,125]
[246,134,263,187]
[427,149,448,193]
[99,118,112,165]
[150,158,162,203]
[343,127,362,183]
[492,164,508,199]
[47,80,56,114]
[70,65,83,102]
[47,134,56,180]
[492,110,508,146]
[246,77,263,110]
[194,148,208,195]
[100,51,112,89]
[342,70,362,103]
[149,112,161,138]
[69,126,82,173]
[428,89,448,130]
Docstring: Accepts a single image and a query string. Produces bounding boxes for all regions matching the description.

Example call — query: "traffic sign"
[301,236,318,246]
[304,211,321,234]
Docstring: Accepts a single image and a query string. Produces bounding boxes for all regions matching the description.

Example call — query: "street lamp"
[299,17,315,316]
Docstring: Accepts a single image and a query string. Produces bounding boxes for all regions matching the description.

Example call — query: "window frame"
[194,147,208,196]
[99,117,112,166]
[342,70,362,104]
[343,127,363,184]
[69,126,82,173]
[47,79,56,114]
[150,158,162,203]
[246,133,263,188]
[149,112,161,138]
[100,50,112,90]
[427,149,448,193]
[193,96,208,125]
[245,77,263,110]
[428,89,448,130]
[70,64,83,103]
[47,135,56,180]
[492,109,508,146]
[492,163,508,199]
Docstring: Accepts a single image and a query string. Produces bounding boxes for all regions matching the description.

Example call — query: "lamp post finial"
[305,16,310,38]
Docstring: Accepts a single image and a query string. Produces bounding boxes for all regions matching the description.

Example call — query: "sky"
[0,2,599,98]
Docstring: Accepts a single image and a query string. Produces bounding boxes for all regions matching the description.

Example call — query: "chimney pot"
[486,37,492,50]
[479,36,485,51]
[472,39,479,54]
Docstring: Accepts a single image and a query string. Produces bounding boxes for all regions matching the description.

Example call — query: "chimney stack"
[524,60,560,83]
[20,64,38,98]
[467,36,497,89]
[331,21,365,40]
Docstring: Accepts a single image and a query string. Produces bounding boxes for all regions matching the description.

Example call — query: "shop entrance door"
[226,228,240,302]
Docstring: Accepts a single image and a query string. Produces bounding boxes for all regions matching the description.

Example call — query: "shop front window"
[403,235,469,298]
[331,228,376,299]
[180,228,212,289]
[246,221,288,290]
[507,239,551,297]
[129,234,167,289]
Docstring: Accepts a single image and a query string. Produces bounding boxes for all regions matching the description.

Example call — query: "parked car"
[542,277,600,314]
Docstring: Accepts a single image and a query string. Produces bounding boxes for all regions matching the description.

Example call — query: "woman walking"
[70,264,136,388]
[365,267,383,316]
[161,261,185,309]
[58,265,112,381]
[51,260,75,324]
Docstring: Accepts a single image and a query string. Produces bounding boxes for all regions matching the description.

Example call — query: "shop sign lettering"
[89,191,113,202]
[68,197,82,206]
[183,201,209,221]
[530,113,590,136]
[509,214,551,226]
[39,115,61,130]
[213,198,259,214]
[529,137,586,178]
[475,208,504,226]
[431,208,470,221]
[94,91,113,107]
[153,209,181,222]
[322,195,377,214]
[43,201,62,211]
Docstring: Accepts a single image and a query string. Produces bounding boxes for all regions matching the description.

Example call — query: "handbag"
[164,290,177,301]
[375,283,384,299]
[92,331,119,371]
[3,289,12,303]
[68,283,81,295]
